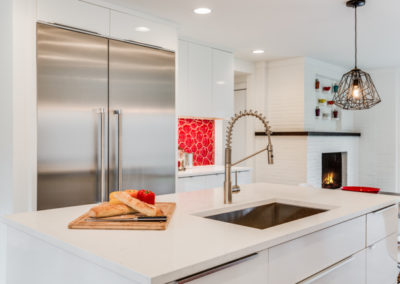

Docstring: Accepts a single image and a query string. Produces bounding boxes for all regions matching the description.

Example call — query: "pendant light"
[333,0,381,110]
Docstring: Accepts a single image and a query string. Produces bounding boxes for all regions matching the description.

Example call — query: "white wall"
[232,76,247,163]
[304,58,354,131]
[0,0,14,217]
[264,58,305,131]
[0,0,37,216]
[354,68,400,193]
[0,0,13,280]
[255,136,308,185]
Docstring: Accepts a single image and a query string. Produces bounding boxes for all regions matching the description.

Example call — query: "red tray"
[341,186,380,194]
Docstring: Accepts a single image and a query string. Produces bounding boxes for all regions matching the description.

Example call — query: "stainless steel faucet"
[224,110,274,204]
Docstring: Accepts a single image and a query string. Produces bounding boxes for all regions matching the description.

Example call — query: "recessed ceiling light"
[193,7,212,15]
[135,26,150,32]
[252,49,265,54]
[216,81,225,85]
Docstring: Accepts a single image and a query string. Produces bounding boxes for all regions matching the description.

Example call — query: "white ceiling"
[107,0,400,69]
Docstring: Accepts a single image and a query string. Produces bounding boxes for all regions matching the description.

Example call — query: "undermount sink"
[205,203,327,229]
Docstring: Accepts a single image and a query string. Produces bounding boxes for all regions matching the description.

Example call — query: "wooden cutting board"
[68,202,176,230]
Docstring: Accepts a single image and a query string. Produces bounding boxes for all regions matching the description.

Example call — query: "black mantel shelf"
[255,131,361,137]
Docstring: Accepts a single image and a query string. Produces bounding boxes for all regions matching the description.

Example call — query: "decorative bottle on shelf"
[333,83,339,93]
[315,106,320,117]
[315,79,320,91]
[332,109,339,119]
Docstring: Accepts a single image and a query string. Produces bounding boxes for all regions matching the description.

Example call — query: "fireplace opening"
[321,153,342,189]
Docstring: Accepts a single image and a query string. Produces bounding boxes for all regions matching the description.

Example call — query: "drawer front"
[366,204,398,246]
[177,176,208,192]
[174,251,268,284]
[298,249,366,284]
[269,216,366,284]
[367,233,398,284]
[237,171,251,185]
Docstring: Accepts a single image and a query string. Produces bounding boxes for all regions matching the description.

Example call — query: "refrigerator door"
[37,23,109,210]
[109,40,175,195]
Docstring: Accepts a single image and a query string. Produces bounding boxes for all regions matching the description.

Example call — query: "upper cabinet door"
[177,40,189,115]
[110,11,177,51]
[37,0,110,36]
[212,49,234,119]
[177,40,233,119]
[183,42,213,117]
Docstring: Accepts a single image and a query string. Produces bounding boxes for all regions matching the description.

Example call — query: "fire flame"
[323,172,334,185]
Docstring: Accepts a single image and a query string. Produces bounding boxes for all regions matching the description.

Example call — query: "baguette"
[88,202,137,218]
[113,191,159,217]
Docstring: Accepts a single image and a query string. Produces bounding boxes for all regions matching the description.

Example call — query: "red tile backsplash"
[178,118,215,166]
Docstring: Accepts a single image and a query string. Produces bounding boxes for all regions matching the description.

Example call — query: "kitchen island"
[1,183,399,284]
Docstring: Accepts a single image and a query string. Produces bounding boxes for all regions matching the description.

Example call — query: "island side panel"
[5,226,147,284]
[0,223,6,284]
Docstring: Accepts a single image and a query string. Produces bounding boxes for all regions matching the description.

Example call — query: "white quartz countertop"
[177,165,251,178]
[2,183,399,284]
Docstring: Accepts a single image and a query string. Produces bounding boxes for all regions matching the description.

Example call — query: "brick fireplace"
[254,132,359,188]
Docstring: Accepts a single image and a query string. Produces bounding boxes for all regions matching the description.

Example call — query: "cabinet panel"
[37,0,110,36]
[177,171,251,192]
[237,171,251,185]
[177,176,209,192]
[176,251,268,284]
[212,49,234,119]
[177,41,189,116]
[269,216,365,284]
[177,41,233,118]
[366,204,398,246]
[186,43,213,117]
[367,233,398,284]
[298,250,366,284]
[110,11,177,51]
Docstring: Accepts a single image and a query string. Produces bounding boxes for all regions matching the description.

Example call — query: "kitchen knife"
[85,216,167,222]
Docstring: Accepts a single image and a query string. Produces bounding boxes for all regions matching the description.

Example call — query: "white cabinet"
[233,170,251,185]
[177,170,251,193]
[212,49,234,119]
[177,40,233,119]
[366,204,398,246]
[186,42,213,117]
[176,175,209,192]
[177,40,189,115]
[298,250,366,284]
[269,216,365,284]
[174,251,268,284]
[109,11,177,51]
[37,0,110,36]
[366,233,398,284]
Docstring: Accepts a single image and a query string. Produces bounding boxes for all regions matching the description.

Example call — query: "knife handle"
[137,216,167,222]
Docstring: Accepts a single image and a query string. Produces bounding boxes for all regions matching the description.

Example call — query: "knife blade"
[85,216,168,222]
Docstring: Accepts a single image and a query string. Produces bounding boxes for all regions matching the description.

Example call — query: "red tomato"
[137,189,155,205]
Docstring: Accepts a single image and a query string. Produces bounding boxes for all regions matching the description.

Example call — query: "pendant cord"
[355,6,357,69]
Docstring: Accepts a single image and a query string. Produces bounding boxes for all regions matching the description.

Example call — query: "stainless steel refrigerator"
[37,23,175,210]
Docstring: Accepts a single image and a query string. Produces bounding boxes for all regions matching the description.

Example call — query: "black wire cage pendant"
[333,0,381,110]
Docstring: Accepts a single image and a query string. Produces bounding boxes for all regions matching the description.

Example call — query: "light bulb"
[351,79,361,99]
[193,8,211,14]
[352,85,360,99]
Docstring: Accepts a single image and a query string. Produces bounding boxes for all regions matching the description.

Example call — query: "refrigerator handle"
[114,109,122,191]
[97,108,106,202]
